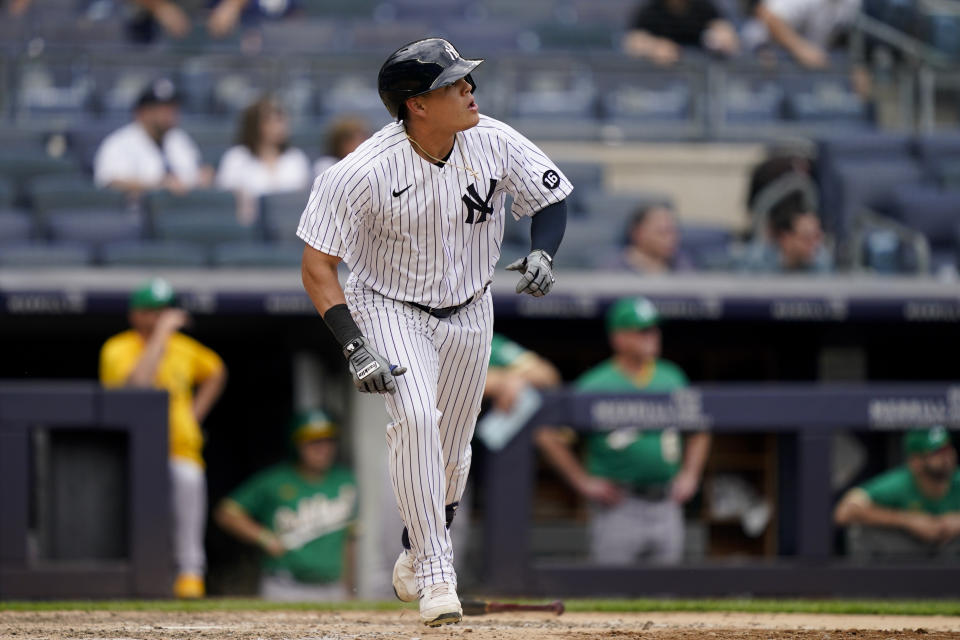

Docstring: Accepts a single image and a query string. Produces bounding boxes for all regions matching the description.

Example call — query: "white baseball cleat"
[419,582,462,627]
[392,550,418,603]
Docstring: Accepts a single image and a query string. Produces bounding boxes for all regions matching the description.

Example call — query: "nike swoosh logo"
[392,185,412,197]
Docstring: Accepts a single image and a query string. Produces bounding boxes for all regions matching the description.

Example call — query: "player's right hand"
[576,475,625,506]
[343,337,407,394]
[157,309,190,334]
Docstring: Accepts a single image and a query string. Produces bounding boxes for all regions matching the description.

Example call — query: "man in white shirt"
[747,0,860,68]
[94,78,212,196]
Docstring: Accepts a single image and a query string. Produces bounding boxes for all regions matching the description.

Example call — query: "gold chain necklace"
[406,133,479,180]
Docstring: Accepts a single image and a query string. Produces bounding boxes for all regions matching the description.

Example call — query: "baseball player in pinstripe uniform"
[298,38,572,626]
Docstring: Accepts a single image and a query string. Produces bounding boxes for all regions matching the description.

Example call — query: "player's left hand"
[506,250,555,297]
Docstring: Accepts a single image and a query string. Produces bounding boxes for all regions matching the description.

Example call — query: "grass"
[1,598,958,616]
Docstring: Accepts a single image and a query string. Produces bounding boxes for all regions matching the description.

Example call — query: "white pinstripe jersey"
[296,115,573,307]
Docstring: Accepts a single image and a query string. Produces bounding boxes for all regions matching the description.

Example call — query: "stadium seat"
[148,189,237,217]
[0,151,79,206]
[259,21,342,53]
[722,78,785,123]
[579,190,673,230]
[784,78,871,124]
[0,210,34,245]
[0,177,13,208]
[262,191,311,242]
[0,242,93,267]
[153,211,260,246]
[28,176,130,215]
[888,185,960,273]
[301,0,380,17]
[679,225,735,270]
[46,211,143,246]
[532,23,620,50]
[912,133,960,184]
[830,159,924,237]
[559,218,624,269]
[211,242,305,268]
[101,240,210,267]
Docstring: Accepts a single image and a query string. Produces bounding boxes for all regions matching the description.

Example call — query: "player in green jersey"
[535,297,711,565]
[215,410,358,600]
[834,426,960,558]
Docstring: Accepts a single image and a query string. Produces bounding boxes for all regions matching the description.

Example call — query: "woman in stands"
[216,96,311,224]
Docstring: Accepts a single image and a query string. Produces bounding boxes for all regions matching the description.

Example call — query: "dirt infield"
[2,610,959,640]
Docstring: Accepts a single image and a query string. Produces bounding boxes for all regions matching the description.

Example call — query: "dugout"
[2,269,960,598]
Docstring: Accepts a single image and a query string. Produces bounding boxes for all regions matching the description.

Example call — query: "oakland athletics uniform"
[575,358,689,564]
[297,114,571,593]
[227,464,358,599]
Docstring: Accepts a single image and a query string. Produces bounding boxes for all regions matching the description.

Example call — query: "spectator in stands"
[600,203,693,274]
[313,116,372,177]
[207,0,302,39]
[739,192,833,273]
[215,410,357,601]
[216,96,311,224]
[744,0,859,68]
[535,297,711,565]
[94,79,213,197]
[126,0,192,42]
[834,426,960,558]
[5,0,33,16]
[624,0,740,65]
[100,278,227,598]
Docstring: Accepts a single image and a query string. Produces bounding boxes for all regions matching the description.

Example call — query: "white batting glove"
[505,250,555,297]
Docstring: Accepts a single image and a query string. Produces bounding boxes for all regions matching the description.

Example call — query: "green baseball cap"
[129,278,176,310]
[904,426,952,456]
[290,409,338,445]
[606,297,661,333]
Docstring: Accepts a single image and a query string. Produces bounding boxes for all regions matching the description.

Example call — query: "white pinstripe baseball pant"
[345,278,493,593]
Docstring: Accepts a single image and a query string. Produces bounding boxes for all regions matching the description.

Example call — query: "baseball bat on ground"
[459,598,565,616]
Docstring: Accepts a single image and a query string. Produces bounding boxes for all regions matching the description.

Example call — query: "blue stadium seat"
[817,133,916,234]
[28,176,130,215]
[262,191,311,242]
[301,0,380,17]
[559,218,624,269]
[784,78,871,124]
[679,225,734,270]
[46,211,143,246]
[722,79,785,123]
[830,159,924,238]
[148,189,237,217]
[0,243,94,267]
[0,209,34,245]
[888,185,960,273]
[153,211,260,245]
[920,11,960,57]
[0,177,13,208]
[912,133,960,184]
[259,21,342,54]
[0,151,79,206]
[211,242,305,268]
[532,22,620,50]
[101,241,210,267]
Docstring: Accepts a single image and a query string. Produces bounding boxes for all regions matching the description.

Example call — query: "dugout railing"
[483,383,960,597]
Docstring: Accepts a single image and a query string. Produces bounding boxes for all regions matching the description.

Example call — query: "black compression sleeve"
[530,199,567,257]
[322,304,363,348]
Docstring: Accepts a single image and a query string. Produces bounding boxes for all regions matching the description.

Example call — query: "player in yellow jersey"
[100,278,227,598]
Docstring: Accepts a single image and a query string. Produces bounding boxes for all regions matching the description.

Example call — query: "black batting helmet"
[377,38,483,120]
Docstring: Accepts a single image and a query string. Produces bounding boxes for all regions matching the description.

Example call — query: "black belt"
[628,484,670,501]
[408,286,488,319]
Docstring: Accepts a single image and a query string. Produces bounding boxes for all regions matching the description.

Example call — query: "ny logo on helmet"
[462,178,498,224]
[442,41,459,60]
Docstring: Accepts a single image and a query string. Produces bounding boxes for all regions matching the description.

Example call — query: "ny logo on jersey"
[462,178,498,224]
